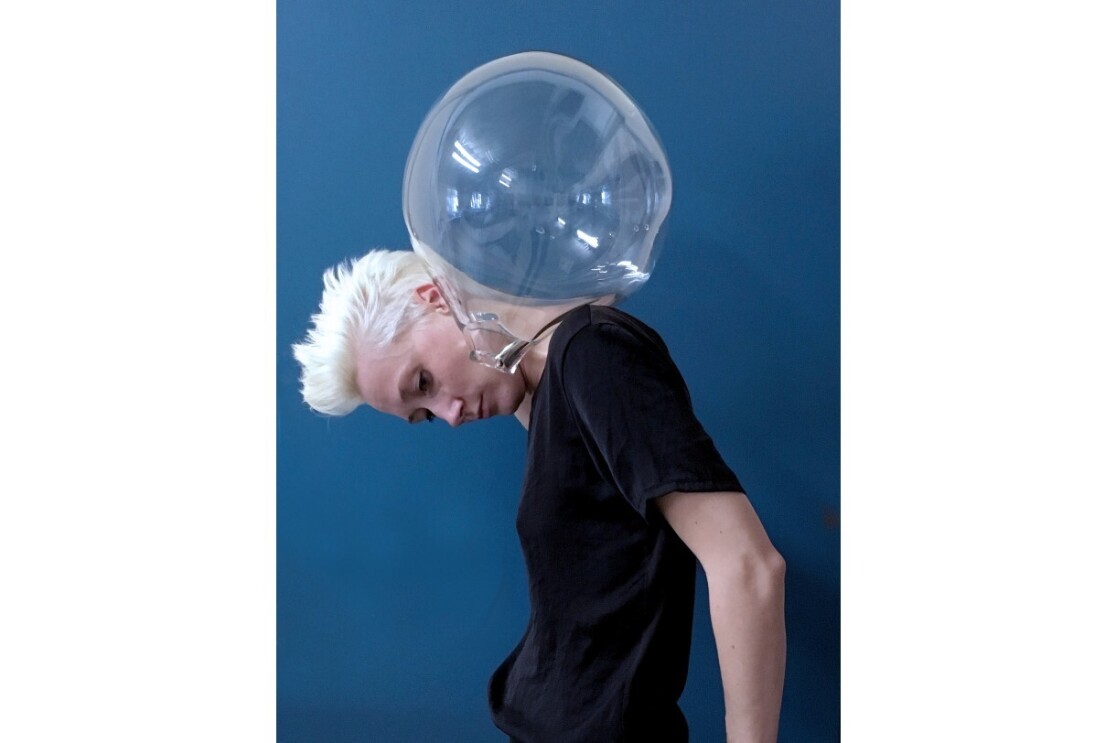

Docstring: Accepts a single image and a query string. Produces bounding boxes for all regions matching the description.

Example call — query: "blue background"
[278,1,838,740]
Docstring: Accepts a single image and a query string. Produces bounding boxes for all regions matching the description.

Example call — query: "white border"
[844,1,1115,739]
[1,2,276,740]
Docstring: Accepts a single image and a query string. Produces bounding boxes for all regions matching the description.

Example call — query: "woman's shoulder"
[549,304,670,372]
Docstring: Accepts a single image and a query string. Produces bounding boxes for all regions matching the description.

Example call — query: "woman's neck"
[512,334,553,429]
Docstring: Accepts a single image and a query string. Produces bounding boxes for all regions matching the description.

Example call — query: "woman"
[293,249,786,743]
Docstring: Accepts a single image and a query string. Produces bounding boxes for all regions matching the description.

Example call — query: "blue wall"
[278,1,839,740]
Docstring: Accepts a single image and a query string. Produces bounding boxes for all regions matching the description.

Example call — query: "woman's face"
[355,287,529,426]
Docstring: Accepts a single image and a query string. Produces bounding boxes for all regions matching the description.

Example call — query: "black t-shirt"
[488,305,744,743]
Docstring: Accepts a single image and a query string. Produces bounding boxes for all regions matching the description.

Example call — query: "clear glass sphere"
[403,51,672,370]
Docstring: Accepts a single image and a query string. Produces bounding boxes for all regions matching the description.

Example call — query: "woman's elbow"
[751,547,786,598]
[710,544,785,598]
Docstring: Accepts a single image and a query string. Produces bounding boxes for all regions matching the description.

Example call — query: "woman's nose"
[436,397,465,427]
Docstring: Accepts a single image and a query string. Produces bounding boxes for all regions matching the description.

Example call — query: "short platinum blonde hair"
[292,249,432,416]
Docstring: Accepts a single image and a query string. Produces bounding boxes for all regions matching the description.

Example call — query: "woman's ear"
[414,283,450,313]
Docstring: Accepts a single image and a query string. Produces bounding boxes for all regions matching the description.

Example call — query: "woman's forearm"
[707,549,786,743]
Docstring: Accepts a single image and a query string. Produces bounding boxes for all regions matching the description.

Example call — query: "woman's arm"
[657,491,786,743]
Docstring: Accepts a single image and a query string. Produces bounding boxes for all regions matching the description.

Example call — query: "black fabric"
[488,305,744,743]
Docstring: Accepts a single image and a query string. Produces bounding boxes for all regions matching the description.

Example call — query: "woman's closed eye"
[411,370,435,423]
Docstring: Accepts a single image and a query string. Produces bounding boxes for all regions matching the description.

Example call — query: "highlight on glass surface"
[402,51,672,372]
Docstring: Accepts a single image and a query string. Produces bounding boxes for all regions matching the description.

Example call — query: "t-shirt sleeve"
[558,318,744,519]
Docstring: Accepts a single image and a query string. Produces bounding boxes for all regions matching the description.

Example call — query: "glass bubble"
[403,51,672,372]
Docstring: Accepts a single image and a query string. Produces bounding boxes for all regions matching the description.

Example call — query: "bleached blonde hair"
[292,249,433,415]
